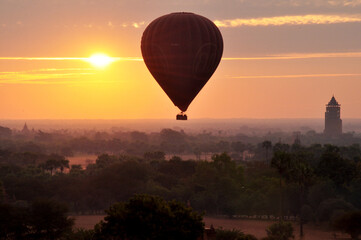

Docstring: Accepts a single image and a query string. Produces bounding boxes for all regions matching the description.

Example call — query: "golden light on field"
[86,53,117,68]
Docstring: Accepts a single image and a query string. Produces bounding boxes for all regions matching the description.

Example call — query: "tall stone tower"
[324,96,342,136]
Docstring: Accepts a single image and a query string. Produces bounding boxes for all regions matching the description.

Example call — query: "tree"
[0,181,4,203]
[231,141,245,153]
[69,164,83,175]
[40,159,59,175]
[307,180,336,210]
[215,228,257,240]
[191,153,244,215]
[130,131,148,142]
[29,199,74,240]
[95,194,204,240]
[95,154,118,168]
[273,143,290,153]
[64,228,95,240]
[144,151,165,161]
[159,129,187,154]
[0,126,11,138]
[271,151,292,220]
[332,211,361,240]
[39,154,69,175]
[262,140,272,163]
[59,158,69,173]
[0,199,73,240]
[316,145,357,186]
[265,221,294,240]
[317,198,355,222]
[0,203,29,240]
[288,156,313,237]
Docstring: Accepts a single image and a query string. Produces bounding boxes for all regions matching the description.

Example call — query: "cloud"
[0,57,85,61]
[230,73,361,79]
[223,51,361,60]
[0,67,98,85]
[214,14,361,27]
[1,51,361,63]
[131,21,145,28]
[326,0,361,6]
[0,72,95,85]
[0,57,143,61]
[239,0,361,7]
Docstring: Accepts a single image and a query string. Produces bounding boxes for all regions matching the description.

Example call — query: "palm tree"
[262,140,272,163]
[290,158,313,238]
[271,151,292,221]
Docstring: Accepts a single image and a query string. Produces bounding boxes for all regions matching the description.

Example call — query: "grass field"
[72,215,350,240]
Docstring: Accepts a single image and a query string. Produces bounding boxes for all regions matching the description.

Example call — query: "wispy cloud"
[230,73,361,79]
[0,68,95,85]
[0,57,143,61]
[317,0,361,7]
[0,73,94,85]
[131,21,146,28]
[1,52,361,63]
[214,14,361,27]
[223,51,361,60]
[230,0,361,8]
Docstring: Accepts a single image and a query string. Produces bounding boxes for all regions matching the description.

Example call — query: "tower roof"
[22,123,29,132]
[21,122,31,134]
[327,96,339,106]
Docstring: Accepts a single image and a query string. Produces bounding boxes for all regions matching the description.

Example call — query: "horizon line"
[2,117,360,120]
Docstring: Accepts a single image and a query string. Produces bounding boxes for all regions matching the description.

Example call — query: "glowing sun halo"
[87,53,116,68]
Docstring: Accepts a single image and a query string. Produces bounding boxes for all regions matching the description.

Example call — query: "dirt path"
[73,215,350,240]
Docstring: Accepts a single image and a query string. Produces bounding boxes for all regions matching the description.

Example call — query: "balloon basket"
[176,113,188,120]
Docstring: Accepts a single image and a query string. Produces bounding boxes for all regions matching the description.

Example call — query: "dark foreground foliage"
[215,228,257,240]
[94,194,204,240]
[0,199,73,240]
[264,221,294,240]
[332,211,361,240]
[1,128,361,239]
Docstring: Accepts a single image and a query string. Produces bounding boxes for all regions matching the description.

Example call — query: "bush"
[317,198,355,222]
[0,199,73,240]
[216,228,257,240]
[332,211,361,240]
[64,228,95,240]
[95,194,204,240]
[265,221,294,240]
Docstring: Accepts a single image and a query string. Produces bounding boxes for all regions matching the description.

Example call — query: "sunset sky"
[1,0,361,119]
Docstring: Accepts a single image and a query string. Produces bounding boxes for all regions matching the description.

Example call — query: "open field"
[73,215,350,240]
[67,155,97,168]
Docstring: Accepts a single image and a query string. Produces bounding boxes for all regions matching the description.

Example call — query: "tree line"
[1,134,361,239]
[1,142,360,219]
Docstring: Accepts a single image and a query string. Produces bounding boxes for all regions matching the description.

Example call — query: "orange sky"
[1,0,361,119]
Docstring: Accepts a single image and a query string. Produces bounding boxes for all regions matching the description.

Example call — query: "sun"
[87,53,116,68]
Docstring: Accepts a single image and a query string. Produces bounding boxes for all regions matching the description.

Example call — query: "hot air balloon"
[141,12,223,120]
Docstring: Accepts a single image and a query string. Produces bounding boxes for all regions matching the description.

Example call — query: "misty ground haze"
[3,118,361,135]
[0,118,332,133]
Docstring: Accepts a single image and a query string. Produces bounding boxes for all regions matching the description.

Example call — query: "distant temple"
[21,123,30,134]
[324,96,342,136]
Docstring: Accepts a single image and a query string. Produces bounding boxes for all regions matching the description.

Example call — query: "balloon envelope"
[141,12,223,112]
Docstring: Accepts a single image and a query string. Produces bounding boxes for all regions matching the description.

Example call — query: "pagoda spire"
[21,122,30,134]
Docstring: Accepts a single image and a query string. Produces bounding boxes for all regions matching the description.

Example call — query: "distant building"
[324,96,342,136]
[21,122,30,134]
